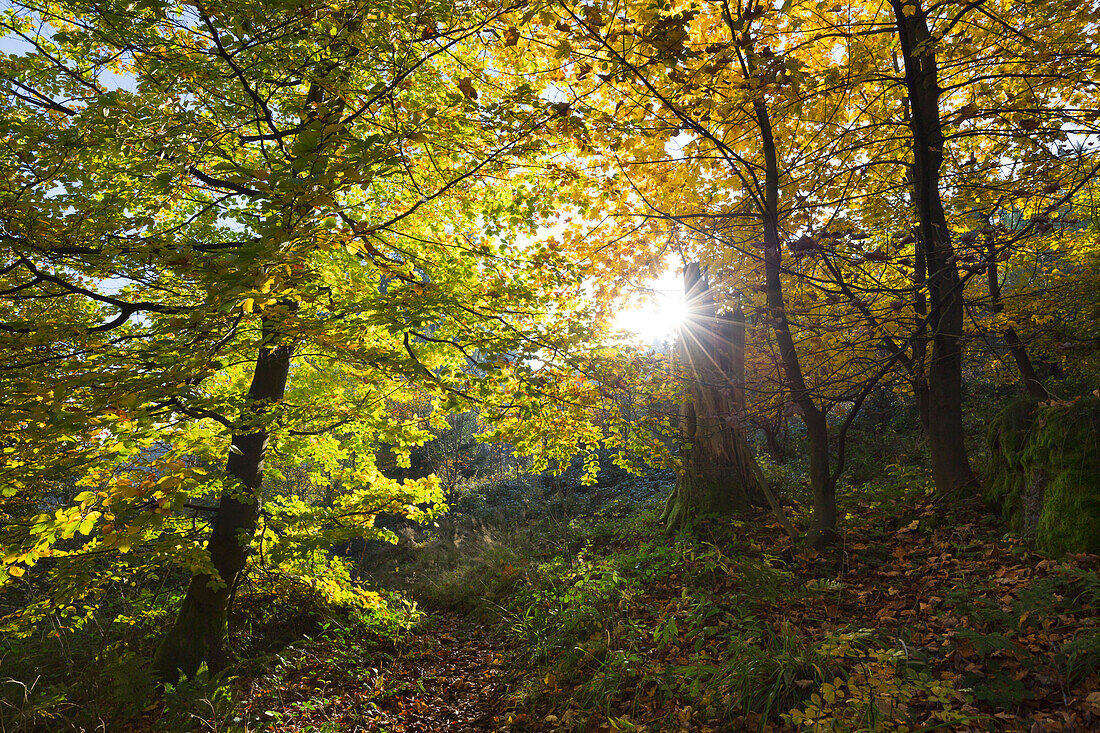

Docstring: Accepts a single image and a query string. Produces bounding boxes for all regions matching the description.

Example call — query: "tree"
[0,0,602,677]
[663,261,767,529]
[562,0,1100,510]
[887,0,976,495]
[535,0,909,546]
[156,317,293,676]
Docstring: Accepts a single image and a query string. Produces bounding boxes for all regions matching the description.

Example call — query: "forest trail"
[235,612,514,732]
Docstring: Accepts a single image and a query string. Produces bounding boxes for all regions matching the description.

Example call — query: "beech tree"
[534,0,905,545]
[539,0,1100,516]
[0,0,606,677]
[663,262,767,528]
[4,0,1099,679]
[833,0,1100,493]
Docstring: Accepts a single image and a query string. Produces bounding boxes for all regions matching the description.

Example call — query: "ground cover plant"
[3,414,1100,731]
[399,469,1099,732]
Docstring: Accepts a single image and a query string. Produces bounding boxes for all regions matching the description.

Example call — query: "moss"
[154,590,227,682]
[985,395,1037,531]
[985,395,1100,555]
[1031,397,1100,555]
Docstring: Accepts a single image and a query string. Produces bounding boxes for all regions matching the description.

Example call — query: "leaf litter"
[219,494,1098,732]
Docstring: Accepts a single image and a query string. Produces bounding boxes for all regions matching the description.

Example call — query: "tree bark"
[155,319,294,680]
[893,0,975,496]
[664,263,767,529]
[986,238,1048,399]
[910,226,932,437]
[751,94,836,548]
[760,412,786,462]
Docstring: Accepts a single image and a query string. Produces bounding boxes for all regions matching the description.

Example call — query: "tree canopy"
[2,0,1100,703]
[0,0,618,661]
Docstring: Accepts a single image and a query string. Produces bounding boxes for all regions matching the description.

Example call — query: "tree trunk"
[751,93,836,548]
[911,226,932,437]
[761,416,786,462]
[155,320,294,680]
[893,0,974,496]
[664,263,766,529]
[986,238,1048,399]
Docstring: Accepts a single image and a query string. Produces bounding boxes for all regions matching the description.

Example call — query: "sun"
[612,268,689,345]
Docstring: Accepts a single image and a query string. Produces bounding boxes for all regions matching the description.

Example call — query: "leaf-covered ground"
[202,487,1100,733]
[225,615,507,732]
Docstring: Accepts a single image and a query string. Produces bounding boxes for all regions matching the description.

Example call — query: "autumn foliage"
[1,0,1099,729]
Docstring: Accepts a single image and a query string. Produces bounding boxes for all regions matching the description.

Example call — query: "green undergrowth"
[0,557,420,732]
[467,515,978,730]
[378,472,671,611]
[228,603,424,733]
[399,466,1099,732]
[8,462,1098,732]
[941,563,1100,711]
[493,529,827,728]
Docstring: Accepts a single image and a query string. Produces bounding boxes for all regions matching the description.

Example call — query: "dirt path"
[364,615,506,732]
[235,613,511,732]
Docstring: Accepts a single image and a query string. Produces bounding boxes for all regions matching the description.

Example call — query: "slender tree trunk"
[893,0,974,496]
[761,414,786,462]
[751,97,836,548]
[986,238,1048,399]
[911,228,932,436]
[664,263,766,529]
[155,320,294,680]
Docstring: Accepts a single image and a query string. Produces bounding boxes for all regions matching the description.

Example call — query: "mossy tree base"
[663,451,766,531]
[154,579,231,680]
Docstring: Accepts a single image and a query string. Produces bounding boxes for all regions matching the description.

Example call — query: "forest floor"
[215,481,1100,733]
[230,613,508,732]
[6,437,1098,733]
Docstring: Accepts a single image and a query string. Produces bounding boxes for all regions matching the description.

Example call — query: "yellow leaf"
[241,298,254,313]
[902,4,916,14]
[8,566,25,577]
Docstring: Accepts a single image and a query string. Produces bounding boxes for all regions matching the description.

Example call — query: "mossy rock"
[985,395,1100,555]
[985,395,1037,528]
